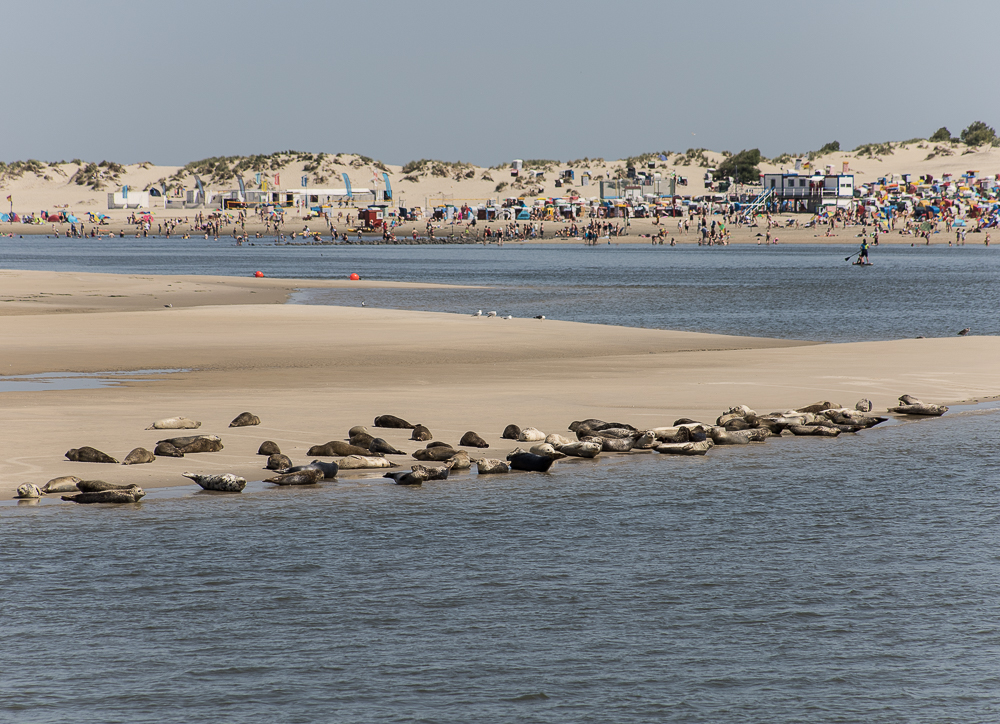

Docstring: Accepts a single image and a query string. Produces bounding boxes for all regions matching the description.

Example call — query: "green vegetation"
[815,141,840,155]
[69,160,125,190]
[924,144,954,161]
[713,149,761,184]
[853,142,894,158]
[960,121,997,147]
[929,127,954,143]
[678,148,710,167]
[623,151,671,168]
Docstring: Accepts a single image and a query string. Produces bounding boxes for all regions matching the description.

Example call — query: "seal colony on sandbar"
[11,395,951,502]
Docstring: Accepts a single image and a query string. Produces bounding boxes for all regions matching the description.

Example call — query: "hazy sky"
[3,0,997,166]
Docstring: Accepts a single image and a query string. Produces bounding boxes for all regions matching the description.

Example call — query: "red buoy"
[254,271,264,278]
[350,273,360,281]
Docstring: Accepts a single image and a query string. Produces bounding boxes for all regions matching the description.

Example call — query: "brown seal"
[122,447,156,465]
[65,447,119,464]
[229,412,261,427]
[459,431,489,448]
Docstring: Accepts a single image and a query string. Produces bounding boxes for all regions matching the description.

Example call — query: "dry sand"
[2,270,999,500]
[4,141,1000,243]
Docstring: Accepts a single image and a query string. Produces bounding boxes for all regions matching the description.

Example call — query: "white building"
[107,190,150,209]
[761,172,854,211]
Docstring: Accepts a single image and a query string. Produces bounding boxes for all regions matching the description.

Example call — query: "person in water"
[859,239,870,264]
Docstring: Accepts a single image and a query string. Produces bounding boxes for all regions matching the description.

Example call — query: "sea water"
[2,239,999,721]
[2,406,999,723]
[1,237,998,340]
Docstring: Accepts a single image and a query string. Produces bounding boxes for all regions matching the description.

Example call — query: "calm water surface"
[1,236,998,340]
[2,237,999,721]
[3,407,1000,723]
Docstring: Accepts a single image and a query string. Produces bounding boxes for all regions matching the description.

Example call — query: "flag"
[275,173,280,186]
[5,195,10,202]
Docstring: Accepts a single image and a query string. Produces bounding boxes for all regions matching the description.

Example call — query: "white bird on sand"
[534,315,545,320]
[502,315,513,320]
[958,327,971,336]
[361,300,366,307]
[487,311,497,318]
[473,309,482,317]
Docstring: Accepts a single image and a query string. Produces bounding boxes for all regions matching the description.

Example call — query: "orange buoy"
[254,271,264,278]
[349,273,360,281]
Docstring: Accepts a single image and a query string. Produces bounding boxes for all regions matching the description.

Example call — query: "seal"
[544,433,572,447]
[449,450,472,470]
[411,425,433,442]
[569,419,636,433]
[373,414,416,429]
[789,425,840,437]
[282,460,339,479]
[350,431,376,448]
[229,412,261,427]
[459,431,489,448]
[264,468,324,485]
[16,483,43,499]
[796,401,839,414]
[556,441,602,458]
[308,440,374,457]
[258,441,281,456]
[369,438,404,455]
[154,441,185,458]
[709,429,751,445]
[183,472,247,492]
[501,424,522,440]
[336,455,398,470]
[348,425,369,438]
[581,436,635,453]
[412,446,457,462]
[65,446,119,464]
[412,462,453,480]
[62,488,145,504]
[529,443,566,460]
[122,447,156,465]
[41,476,81,494]
[156,435,223,454]
[473,458,509,474]
[506,449,554,472]
[632,431,660,449]
[426,441,453,449]
[146,417,201,430]
[655,440,714,456]
[888,394,948,416]
[855,399,873,413]
[649,426,691,443]
[266,453,293,470]
[77,480,141,493]
[517,427,547,442]
[383,469,429,486]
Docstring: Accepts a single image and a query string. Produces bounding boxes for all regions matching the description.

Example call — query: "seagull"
[958,327,970,336]
[534,315,545,320]
[472,309,482,317]
[502,315,513,320]
[361,300,366,307]
[486,311,497,318]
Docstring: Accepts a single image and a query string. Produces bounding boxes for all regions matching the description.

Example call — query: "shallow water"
[2,237,998,341]
[3,405,1000,722]
[0,369,185,392]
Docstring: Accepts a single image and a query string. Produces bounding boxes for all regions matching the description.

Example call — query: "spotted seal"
[154,441,185,458]
[473,458,509,474]
[183,472,247,492]
[336,455,398,470]
[517,427,547,442]
[16,483,43,499]
[281,460,339,479]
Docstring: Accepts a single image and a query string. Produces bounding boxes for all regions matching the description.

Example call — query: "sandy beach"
[2,269,998,499]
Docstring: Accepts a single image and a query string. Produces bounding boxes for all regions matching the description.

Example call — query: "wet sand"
[3,270,999,498]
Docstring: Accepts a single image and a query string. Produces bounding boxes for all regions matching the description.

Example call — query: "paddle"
[845,250,861,262]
